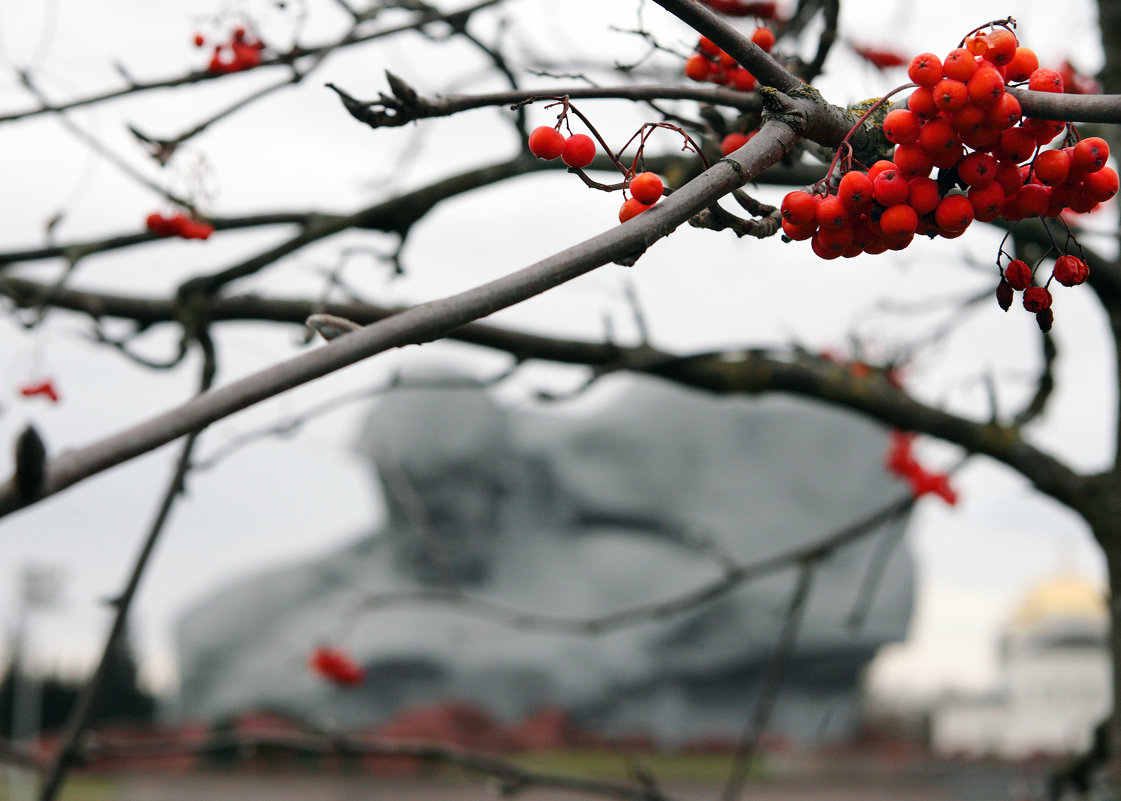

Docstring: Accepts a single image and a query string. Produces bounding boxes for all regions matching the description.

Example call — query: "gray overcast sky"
[0,0,1113,707]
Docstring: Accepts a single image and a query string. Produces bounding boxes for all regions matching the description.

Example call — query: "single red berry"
[932,78,969,113]
[918,117,958,155]
[873,169,909,207]
[1072,137,1110,173]
[629,172,664,205]
[528,126,565,160]
[751,27,776,52]
[942,48,978,82]
[193,33,206,47]
[781,218,817,241]
[619,197,653,223]
[907,53,943,87]
[968,181,1006,222]
[893,144,933,178]
[1013,183,1051,217]
[1023,118,1066,146]
[837,170,874,213]
[729,68,757,92]
[907,87,939,119]
[1004,47,1039,82]
[1084,166,1119,203]
[1022,286,1052,313]
[908,176,941,215]
[882,109,920,144]
[1036,308,1054,332]
[967,66,1005,106]
[934,194,974,233]
[1028,68,1064,93]
[958,151,998,187]
[810,229,845,260]
[995,127,1037,163]
[781,191,819,226]
[720,132,752,155]
[984,93,1022,131]
[697,36,721,57]
[1033,149,1071,186]
[1053,255,1089,287]
[561,134,596,168]
[996,279,1014,311]
[983,28,1018,66]
[879,204,919,239]
[815,195,849,229]
[684,53,712,82]
[1004,258,1032,290]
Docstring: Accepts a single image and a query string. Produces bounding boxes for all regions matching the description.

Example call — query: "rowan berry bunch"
[199,25,265,74]
[308,646,364,687]
[884,431,958,505]
[683,27,776,91]
[146,212,215,240]
[780,22,1117,330]
[19,379,60,404]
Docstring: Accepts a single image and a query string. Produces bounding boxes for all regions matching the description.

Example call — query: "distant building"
[931,574,1110,758]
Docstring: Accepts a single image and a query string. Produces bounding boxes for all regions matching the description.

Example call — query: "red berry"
[985,93,1022,131]
[907,53,943,87]
[781,218,817,241]
[1028,68,1064,93]
[1004,258,1032,290]
[1004,47,1039,82]
[629,172,663,205]
[1072,137,1110,173]
[1053,255,1089,287]
[528,126,565,160]
[879,204,919,239]
[983,28,1018,66]
[958,151,998,188]
[995,127,1037,163]
[721,132,752,155]
[1013,183,1051,217]
[1036,308,1054,332]
[882,109,920,144]
[1033,149,1071,186]
[1084,166,1119,203]
[908,176,941,215]
[932,78,969,113]
[561,134,596,168]
[1022,286,1052,313]
[751,27,776,52]
[996,279,1014,311]
[618,197,653,223]
[893,144,933,178]
[685,53,712,82]
[907,87,939,119]
[781,191,818,226]
[967,66,1005,106]
[873,169,909,207]
[815,196,849,229]
[934,194,974,233]
[729,68,757,92]
[968,181,1006,222]
[918,117,958,155]
[942,48,978,82]
[837,170,874,213]
[193,33,206,47]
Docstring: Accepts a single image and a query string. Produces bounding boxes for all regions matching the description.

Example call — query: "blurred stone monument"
[174,373,913,745]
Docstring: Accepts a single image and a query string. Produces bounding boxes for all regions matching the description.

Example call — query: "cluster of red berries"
[780,26,1117,327]
[308,646,364,687]
[528,126,597,169]
[146,212,215,240]
[198,26,264,74]
[994,253,1089,331]
[884,431,958,505]
[618,172,665,222]
[683,28,776,92]
[19,379,60,403]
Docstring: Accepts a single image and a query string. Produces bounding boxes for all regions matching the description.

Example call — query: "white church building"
[931,574,1111,758]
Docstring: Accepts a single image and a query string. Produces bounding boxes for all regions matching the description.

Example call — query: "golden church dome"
[1010,574,1107,634]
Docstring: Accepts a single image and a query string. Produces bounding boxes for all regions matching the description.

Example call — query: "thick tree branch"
[0,119,804,518]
